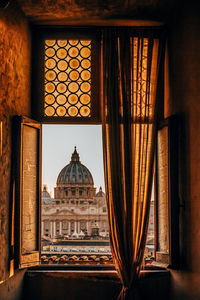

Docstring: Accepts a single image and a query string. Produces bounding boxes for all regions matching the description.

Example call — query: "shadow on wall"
[22,270,170,300]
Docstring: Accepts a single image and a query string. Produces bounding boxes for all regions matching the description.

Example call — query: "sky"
[42,124,105,197]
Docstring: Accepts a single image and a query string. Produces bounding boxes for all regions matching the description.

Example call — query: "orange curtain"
[102,28,165,300]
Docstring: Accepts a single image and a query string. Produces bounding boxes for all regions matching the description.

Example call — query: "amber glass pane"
[56,95,67,105]
[56,106,67,116]
[69,59,80,69]
[45,94,55,105]
[68,106,78,116]
[56,48,67,59]
[80,47,91,58]
[46,59,56,69]
[80,94,90,105]
[81,70,90,81]
[45,70,56,81]
[68,47,79,58]
[45,106,55,116]
[44,39,91,117]
[57,60,68,71]
[69,70,79,81]
[46,48,55,58]
[46,40,56,47]
[57,83,67,93]
[57,40,67,47]
[80,106,90,116]
[68,94,78,105]
[57,72,68,82]
[81,59,91,69]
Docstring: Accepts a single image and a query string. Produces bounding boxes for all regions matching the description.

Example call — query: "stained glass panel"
[44,39,92,118]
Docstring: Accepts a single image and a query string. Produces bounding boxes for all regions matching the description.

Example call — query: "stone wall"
[0,1,31,284]
[166,1,200,299]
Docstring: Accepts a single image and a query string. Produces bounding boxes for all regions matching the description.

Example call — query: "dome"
[42,185,52,204]
[96,186,105,197]
[57,147,94,186]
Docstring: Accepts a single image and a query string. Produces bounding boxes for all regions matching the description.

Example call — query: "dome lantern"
[71,146,80,162]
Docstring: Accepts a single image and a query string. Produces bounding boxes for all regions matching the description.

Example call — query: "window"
[32,27,101,124]
[41,125,111,265]
[14,26,174,270]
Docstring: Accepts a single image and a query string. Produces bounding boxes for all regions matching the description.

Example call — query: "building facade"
[41,147,109,241]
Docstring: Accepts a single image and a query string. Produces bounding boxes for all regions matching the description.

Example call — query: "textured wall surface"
[167,1,200,299]
[17,0,174,23]
[0,270,26,300]
[0,2,31,283]
[23,270,170,300]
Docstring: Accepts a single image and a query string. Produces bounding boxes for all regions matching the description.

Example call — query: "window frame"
[13,26,176,271]
[13,116,41,269]
[154,115,179,268]
[31,26,102,124]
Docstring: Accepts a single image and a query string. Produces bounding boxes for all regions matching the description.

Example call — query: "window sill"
[27,263,169,280]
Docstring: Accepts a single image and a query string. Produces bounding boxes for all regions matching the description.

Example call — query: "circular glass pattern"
[57,72,68,82]
[80,106,90,117]
[45,40,56,47]
[57,60,68,71]
[68,94,78,105]
[68,47,79,58]
[69,58,80,69]
[45,106,55,116]
[45,70,56,81]
[56,48,67,59]
[45,82,55,93]
[45,94,55,105]
[80,82,90,93]
[81,70,91,81]
[56,106,66,116]
[57,40,67,47]
[46,58,56,69]
[80,47,91,58]
[68,82,79,93]
[80,40,91,46]
[80,94,90,105]
[68,106,78,117]
[44,39,92,119]
[45,47,56,58]
[69,70,79,81]
[56,95,67,105]
[57,83,67,93]
[69,40,79,46]
[81,59,91,69]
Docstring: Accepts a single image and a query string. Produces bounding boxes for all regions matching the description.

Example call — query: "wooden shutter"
[14,116,41,268]
[155,115,179,268]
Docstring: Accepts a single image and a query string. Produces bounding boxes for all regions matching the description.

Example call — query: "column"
[68,221,71,236]
[50,221,53,237]
[78,221,80,234]
[86,221,89,234]
[53,221,56,237]
[74,221,77,233]
[59,221,62,235]
[41,221,44,236]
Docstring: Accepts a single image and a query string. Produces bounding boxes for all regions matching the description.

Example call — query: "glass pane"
[44,39,92,118]
[41,125,112,265]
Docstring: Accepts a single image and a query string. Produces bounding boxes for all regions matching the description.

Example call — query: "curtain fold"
[102,28,165,300]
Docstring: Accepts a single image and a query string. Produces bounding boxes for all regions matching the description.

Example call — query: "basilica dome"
[56,147,94,186]
[42,185,52,204]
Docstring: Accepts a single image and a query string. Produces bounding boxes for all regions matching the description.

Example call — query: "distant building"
[41,147,109,241]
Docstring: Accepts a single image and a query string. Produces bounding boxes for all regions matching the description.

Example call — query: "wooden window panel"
[14,116,41,268]
[155,115,179,267]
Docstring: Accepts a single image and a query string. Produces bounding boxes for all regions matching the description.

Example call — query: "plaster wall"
[166,1,200,299]
[0,1,31,298]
